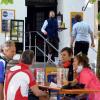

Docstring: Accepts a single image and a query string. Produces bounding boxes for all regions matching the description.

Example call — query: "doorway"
[25,6,57,61]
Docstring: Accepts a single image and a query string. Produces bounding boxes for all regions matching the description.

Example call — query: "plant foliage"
[1,0,13,4]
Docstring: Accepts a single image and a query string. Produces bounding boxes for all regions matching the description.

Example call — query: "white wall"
[0,0,27,44]
[0,0,97,63]
[57,0,84,50]
[57,0,97,64]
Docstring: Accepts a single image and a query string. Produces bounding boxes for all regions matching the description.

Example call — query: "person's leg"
[52,38,59,61]
[74,41,82,56]
[48,54,52,61]
[47,38,53,62]
[81,42,89,55]
[0,83,4,100]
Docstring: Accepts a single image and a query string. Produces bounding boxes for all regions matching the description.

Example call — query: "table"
[39,83,100,100]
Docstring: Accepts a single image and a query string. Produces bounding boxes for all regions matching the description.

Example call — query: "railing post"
[29,32,31,50]
[23,31,25,51]
[44,40,46,64]
[35,35,37,62]
[30,31,59,65]
[44,39,46,82]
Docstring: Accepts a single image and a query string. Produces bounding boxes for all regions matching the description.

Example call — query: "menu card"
[34,68,45,84]
[57,68,69,87]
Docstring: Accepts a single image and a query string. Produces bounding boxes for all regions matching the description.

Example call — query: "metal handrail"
[36,46,55,65]
[25,31,59,65]
[29,31,59,52]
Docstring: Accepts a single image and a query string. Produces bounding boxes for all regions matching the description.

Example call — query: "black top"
[46,18,58,38]
[64,59,73,81]
[68,62,73,81]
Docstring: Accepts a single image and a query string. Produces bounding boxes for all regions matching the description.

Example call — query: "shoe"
[47,60,52,64]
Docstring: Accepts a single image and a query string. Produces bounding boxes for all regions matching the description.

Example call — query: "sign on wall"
[70,12,83,32]
[1,9,15,32]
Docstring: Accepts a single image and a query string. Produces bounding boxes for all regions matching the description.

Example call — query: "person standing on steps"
[41,10,59,63]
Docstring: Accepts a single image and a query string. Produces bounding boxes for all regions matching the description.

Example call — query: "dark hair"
[61,47,73,56]
[75,14,82,22]
[21,50,34,64]
[75,54,90,68]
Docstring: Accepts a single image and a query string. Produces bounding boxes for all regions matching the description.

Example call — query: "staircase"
[25,31,59,65]
[25,31,59,80]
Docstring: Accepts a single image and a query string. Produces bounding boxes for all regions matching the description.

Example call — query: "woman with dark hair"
[73,53,100,100]
[59,47,73,81]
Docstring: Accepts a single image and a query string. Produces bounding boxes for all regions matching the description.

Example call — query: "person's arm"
[70,26,77,48]
[28,70,47,97]
[0,61,5,100]
[0,61,5,83]
[30,85,47,97]
[63,79,78,87]
[68,79,78,85]
[88,26,95,47]
[41,20,48,35]
[70,36,75,48]
[90,32,95,47]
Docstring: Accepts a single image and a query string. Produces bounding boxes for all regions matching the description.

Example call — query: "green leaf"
[1,0,13,4]
[89,0,96,4]
[1,0,9,4]
[97,12,100,21]
[8,0,13,4]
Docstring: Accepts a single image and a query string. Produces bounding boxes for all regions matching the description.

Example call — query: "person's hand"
[63,80,69,86]
[44,32,47,35]
[39,91,49,100]
[91,43,95,47]
[40,90,48,96]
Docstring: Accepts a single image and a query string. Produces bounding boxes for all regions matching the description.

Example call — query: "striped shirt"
[4,63,36,100]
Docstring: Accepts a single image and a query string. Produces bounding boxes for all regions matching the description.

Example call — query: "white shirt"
[72,21,93,42]
[41,20,48,34]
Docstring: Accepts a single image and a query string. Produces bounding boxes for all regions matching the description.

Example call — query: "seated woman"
[73,53,100,100]
[59,47,73,81]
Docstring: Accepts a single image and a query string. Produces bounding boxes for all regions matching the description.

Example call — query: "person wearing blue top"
[71,14,95,55]
[41,11,59,62]
[0,40,16,100]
